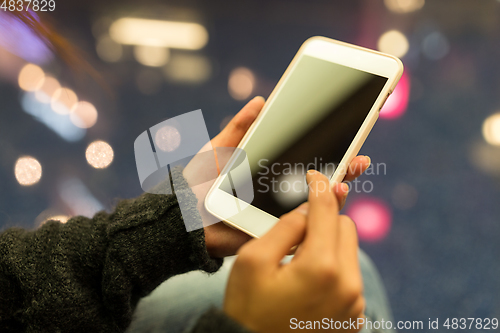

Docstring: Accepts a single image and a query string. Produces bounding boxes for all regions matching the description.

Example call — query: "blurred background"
[1,0,500,330]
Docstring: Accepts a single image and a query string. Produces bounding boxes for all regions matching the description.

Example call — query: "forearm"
[0,168,222,332]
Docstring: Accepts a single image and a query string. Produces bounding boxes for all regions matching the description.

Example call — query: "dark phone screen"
[220,55,388,217]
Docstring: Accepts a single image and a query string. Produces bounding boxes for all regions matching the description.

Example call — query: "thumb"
[212,96,265,148]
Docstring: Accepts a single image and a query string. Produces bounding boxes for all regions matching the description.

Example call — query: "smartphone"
[205,36,404,238]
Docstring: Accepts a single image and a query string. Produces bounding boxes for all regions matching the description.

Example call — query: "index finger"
[343,155,371,182]
[212,96,265,148]
[301,170,339,253]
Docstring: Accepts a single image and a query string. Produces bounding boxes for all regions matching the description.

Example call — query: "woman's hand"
[183,97,266,258]
[183,96,371,258]
[224,170,364,333]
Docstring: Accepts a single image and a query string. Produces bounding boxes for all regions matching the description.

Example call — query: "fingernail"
[253,96,265,102]
[364,155,371,167]
[307,169,317,175]
[341,183,349,193]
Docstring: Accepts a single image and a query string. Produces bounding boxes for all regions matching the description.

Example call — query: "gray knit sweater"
[0,168,251,332]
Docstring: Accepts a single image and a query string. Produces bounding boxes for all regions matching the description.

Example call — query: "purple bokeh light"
[0,11,52,64]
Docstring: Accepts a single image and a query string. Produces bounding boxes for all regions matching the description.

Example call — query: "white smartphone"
[205,36,404,238]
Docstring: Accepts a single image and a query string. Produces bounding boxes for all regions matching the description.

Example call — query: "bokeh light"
[272,174,307,208]
[469,141,500,177]
[35,209,71,227]
[391,182,418,210]
[384,0,425,13]
[14,156,42,186]
[86,140,114,169]
[21,92,86,142]
[51,87,78,114]
[58,177,105,217]
[346,197,392,242]
[380,71,410,119]
[43,215,70,224]
[109,18,208,50]
[18,64,45,91]
[155,126,181,152]
[0,11,52,63]
[422,31,449,60]
[228,67,255,100]
[134,45,170,67]
[35,76,60,104]
[70,101,98,129]
[164,54,211,83]
[96,35,123,62]
[377,30,409,58]
[482,113,500,146]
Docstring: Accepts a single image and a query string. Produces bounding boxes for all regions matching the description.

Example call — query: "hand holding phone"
[183,97,371,258]
[224,170,364,333]
[206,36,403,238]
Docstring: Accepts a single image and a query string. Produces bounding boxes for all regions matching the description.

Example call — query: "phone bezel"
[205,36,404,238]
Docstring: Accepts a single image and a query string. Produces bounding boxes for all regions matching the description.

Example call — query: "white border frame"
[206,36,404,238]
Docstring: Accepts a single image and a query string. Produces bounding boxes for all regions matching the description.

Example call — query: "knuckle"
[351,297,366,318]
[312,186,334,205]
[280,214,306,231]
[348,162,362,175]
[343,282,364,305]
[232,114,250,132]
[313,259,339,284]
[322,192,335,205]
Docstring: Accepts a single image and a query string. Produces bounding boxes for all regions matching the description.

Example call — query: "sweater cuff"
[170,165,223,273]
[105,166,222,297]
[189,308,254,333]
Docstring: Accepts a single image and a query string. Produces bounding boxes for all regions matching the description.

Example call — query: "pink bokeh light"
[346,197,392,242]
[380,71,410,119]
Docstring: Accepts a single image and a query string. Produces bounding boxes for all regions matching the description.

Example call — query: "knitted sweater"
[0,168,251,333]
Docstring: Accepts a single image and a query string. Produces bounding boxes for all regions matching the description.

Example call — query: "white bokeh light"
[134,45,170,67]
[43,215,70,224]
[70,101,98,129]
[377,30,409,58]
[96,35,123,62]
[483,113,500,146]
[15,156,42,186]
[384,0,425,13]
[164,54,211,83]
[35,76,61,104]
[86,140,114,168]
[155,126,181,152]
[51,87,78,114]
[228,67,255,100]
[18,64,45,92]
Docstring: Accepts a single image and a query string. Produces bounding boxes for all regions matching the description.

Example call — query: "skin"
[224,170,364,333]
[184,96,371,258]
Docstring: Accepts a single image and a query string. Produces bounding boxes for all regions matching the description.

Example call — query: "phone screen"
[219,54,388,217]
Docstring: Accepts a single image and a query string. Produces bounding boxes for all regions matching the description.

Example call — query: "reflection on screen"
[220,55,388,217]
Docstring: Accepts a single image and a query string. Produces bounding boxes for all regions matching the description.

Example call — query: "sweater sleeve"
[0,167,222,333]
